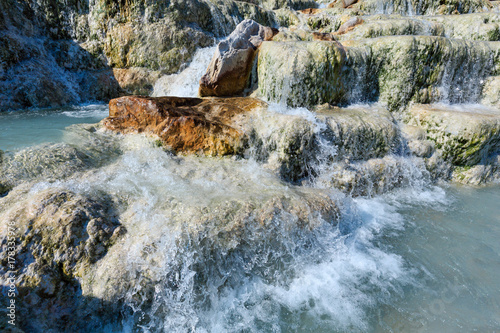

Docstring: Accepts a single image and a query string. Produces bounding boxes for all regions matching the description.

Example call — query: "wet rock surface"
[104,96,267,156]
[0,187,125,332]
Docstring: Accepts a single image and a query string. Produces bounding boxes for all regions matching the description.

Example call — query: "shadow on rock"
[0,0,123,111]
[0,188,127,332]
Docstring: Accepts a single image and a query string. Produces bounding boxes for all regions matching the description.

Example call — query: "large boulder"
[199,20,277,97]
[257,41,345,107]
[103,96,267,156]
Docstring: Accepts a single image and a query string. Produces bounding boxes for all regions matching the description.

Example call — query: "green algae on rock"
[257,36,499,110]
[257,41,346,107]
[406,104,500,166]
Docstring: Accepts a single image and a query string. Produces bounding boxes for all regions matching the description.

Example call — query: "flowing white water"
[1,38,500,333]
[19,132,416,332]
[1,106,499,332]
[152,46,217,98]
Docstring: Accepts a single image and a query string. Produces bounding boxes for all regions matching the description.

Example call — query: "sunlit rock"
[406,103,500,167]
[199,20,277,97]
[104,96,267,156]
[451,156,500,184]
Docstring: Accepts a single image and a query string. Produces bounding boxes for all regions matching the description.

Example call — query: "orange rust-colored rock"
[103,96,266,156]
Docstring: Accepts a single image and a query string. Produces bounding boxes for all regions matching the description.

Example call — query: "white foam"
[61,104,108,118]
[152,46,216,98]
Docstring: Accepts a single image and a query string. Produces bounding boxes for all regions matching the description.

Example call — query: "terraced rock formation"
[2,1,500,330]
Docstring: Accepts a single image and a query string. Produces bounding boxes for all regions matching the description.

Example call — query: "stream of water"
[0,45,499,332]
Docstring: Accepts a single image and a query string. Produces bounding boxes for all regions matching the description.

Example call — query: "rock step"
[404,104,500,184]
[358,0,491,15]
[406,104,500,166]
[276,11,500,42]
[338,13,500,41]
[257,36,500,110]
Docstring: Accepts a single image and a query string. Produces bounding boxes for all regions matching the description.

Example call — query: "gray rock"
[336,16,364,34]
[0,187,125,332]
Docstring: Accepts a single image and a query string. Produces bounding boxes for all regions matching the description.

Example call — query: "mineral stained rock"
[104,96,267,156]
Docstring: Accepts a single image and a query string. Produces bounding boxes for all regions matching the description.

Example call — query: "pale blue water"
[0,104,108,151]
[368,185,500,332]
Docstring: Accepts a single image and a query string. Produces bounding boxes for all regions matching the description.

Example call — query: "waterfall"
[2,2,500,332]
[152,46,217,98]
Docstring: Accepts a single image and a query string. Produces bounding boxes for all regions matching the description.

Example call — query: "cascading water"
[1,10,500,333]
[152,46,217,98]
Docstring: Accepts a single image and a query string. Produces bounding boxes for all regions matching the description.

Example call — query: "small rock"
[299,8,323,14]
[112,67,163,96]
[312,32,337,41]
[342,0,358,7]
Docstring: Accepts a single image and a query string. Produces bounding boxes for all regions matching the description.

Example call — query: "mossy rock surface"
[257,36,499,110]
[257,41,345,108]
[406,104,500,166]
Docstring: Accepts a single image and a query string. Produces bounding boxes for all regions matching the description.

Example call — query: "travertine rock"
[104,96,267,156]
